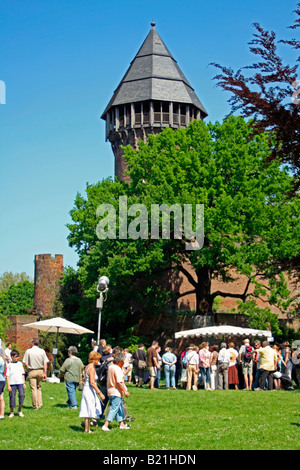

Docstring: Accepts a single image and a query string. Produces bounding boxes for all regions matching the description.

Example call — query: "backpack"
[280,374,294,391]
[244,345,253,363]
[95,360,109,384]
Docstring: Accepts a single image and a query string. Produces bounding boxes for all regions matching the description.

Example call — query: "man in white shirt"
[218,343,231,390]
[186,345,199,391]
[22,338,48,410]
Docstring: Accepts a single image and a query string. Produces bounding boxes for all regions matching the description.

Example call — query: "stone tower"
[33,254,63,318]
[99,23,209,316]
[101,22,207,181]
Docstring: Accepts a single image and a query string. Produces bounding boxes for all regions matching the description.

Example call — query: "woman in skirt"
[228,342,239,390]
[79,351,106,433]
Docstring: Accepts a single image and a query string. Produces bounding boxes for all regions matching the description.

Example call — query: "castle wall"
[6,315,38,356]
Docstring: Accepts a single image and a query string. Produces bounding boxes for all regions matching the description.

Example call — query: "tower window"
[135,103,141,124]
[173,104,179,124]
[143,102,150,124]
[162,102,169,123]
[153,101,160,123]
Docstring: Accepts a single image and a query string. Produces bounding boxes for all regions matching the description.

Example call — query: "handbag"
[78,381,83,391]
[138,360,146,369]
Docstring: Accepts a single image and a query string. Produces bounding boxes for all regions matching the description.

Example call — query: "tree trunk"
[195,267,212,315]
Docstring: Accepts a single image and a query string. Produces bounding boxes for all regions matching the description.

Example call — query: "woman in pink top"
[199,342,212,390]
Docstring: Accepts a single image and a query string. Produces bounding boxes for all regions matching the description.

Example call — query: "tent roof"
[174,324,272,340]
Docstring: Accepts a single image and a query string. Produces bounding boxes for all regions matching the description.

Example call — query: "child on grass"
[6,350,26,418]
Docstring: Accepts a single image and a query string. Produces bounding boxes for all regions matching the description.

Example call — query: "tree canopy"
[211,3,300,189]
[67,117,299,336]
[0,281,34,316]
[0,271,32,292]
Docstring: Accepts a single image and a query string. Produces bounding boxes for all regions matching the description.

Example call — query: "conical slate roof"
[101,22,207,119]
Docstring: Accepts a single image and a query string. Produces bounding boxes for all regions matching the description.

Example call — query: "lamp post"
[96,276,109,345]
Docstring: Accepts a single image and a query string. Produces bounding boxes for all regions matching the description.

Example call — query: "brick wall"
[6,315,38,357]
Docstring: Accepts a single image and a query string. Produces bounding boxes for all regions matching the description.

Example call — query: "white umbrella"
[23,317,94,335]
[23,317,94,382]
[174,324,272,340]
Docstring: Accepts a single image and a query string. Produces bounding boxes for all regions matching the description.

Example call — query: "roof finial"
[151,21,156,29]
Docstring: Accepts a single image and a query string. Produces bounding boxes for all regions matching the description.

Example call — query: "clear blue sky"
[0,0,298,279]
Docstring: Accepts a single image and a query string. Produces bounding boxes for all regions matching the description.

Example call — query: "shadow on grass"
[70,425,85,433]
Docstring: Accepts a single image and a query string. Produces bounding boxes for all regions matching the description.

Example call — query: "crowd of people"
[132,339,300,392]
[0,336,299,432]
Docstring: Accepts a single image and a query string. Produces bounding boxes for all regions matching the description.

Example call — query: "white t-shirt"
[123,352,132,368]
[23,345,48,370]
[186,350,199,365]
[4,348,11,361]
[6,361,25,385]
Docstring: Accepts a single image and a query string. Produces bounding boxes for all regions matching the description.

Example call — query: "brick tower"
[101,22,207,181]
[33,254,63,318]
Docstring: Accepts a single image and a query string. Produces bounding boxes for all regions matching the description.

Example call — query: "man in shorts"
[146,341,160,390]
[238,339,254,390]
[101,352,130,431]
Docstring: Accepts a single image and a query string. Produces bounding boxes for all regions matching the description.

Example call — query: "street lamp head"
[97,275,110,293]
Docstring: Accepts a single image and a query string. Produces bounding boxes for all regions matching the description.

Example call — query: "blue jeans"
[164,365,176,388]
[253,368,261,389]
[65,381,79,407]
[200,367,211,388]
[106,396,125,423]
[154,368,161,388]
[9,384,25,409]
[281,361,293,379]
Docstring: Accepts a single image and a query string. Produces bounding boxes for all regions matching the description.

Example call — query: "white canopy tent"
[174,324,272,340]
[23,317,94,383]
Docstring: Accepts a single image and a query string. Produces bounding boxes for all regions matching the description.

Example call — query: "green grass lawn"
[0,381,299,450]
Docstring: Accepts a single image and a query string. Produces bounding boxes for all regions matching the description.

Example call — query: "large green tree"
[67,117,299,336]
[0,281,34,316]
